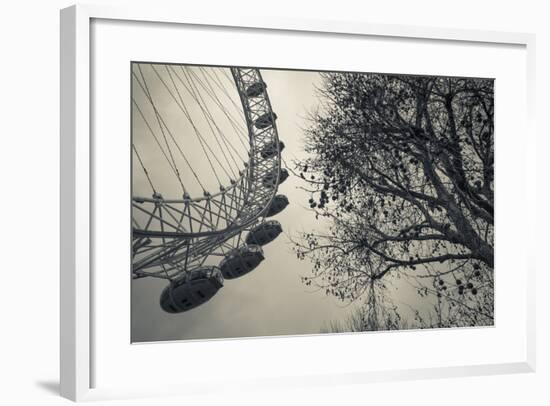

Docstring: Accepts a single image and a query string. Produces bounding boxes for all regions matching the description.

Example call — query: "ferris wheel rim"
[131,66,282,240]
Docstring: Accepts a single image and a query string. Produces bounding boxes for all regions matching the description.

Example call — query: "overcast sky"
[130,64,425,343]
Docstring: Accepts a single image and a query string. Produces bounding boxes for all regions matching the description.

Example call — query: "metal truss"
[132,67,282,280]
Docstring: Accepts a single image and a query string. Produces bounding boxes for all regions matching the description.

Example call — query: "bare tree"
[320,279,408,333]
[295,72,494,328]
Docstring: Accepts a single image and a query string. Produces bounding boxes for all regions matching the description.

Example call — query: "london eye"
[131,64,288,313]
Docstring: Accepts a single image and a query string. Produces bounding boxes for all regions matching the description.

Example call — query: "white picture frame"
[60,3,536,402]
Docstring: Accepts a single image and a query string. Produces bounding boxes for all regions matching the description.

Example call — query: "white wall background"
[0,0,548,405]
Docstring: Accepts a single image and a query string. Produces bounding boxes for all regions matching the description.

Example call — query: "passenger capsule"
[245,82,267,98]
[266,195,289,217]
[254,112,277,129]
[278,168,289,183]
[219,244,264,279]
[260,141,285,159]
[262,168,289,188]
[245,220,283,246]
[160,266,224,313]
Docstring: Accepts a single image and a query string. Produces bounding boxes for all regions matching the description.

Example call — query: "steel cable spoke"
[133,70,207,191]
[149,64,228,186]
[177,67,240,179]
[135,65,187,194]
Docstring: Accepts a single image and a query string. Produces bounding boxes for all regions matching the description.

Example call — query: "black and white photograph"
[131,62,494,342]
[5,0,549,404]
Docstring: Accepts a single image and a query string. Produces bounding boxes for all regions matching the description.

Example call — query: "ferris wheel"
[131,64,289,313]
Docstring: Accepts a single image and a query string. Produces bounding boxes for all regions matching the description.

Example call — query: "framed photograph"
[60,4,536,401]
